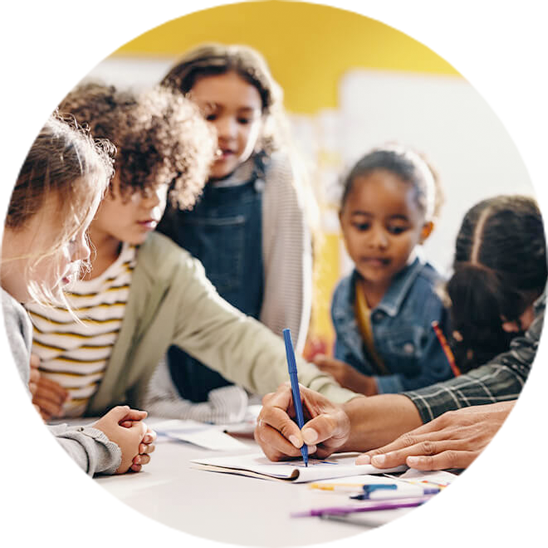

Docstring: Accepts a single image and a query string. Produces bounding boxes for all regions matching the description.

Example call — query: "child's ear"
[419,221,434,244]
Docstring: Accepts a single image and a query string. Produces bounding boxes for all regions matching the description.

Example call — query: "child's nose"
[368,226,389,249]
[73,236,91,262]
[215,116,238,141]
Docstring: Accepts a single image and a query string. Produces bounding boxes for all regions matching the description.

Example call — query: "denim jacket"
[331,253,453,393]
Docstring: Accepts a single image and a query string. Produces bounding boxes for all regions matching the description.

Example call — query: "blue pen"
[489,477,548,497]
[283,328,309,467]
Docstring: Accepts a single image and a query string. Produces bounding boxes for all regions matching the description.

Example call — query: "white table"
[0,434,548,548]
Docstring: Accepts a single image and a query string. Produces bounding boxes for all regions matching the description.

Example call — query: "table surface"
[0,432,548,548]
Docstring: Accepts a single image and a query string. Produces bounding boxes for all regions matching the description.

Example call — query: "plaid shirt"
[404,290,546,423]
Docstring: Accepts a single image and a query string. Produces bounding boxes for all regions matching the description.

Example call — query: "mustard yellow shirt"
[355,282,388,375]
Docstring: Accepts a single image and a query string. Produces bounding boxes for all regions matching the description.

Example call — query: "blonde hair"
[4,113,114,304]
[58,82,216,209]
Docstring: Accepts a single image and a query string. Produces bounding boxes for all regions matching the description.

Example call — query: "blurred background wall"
[85,1,534,353]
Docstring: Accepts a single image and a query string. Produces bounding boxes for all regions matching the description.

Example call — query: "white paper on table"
[153,419,248,451]
[190,452,406,483]
[398,468,458,486]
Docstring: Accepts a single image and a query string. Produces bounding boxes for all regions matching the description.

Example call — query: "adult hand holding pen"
[254,382,353,461]
[356,401,514,471]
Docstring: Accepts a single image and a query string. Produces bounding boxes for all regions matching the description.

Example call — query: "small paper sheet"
[153,419,248,451]
[190,452,406,482]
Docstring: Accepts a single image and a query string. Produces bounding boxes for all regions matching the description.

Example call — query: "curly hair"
[58,82,216,209]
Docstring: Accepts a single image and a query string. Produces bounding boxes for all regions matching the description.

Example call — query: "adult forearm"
[339,394,423,452]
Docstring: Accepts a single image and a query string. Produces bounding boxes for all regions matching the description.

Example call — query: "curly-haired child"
[28,82,354,425]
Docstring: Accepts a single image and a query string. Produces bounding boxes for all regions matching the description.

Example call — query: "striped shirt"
[403,289,545,422]
[26,243,137,417]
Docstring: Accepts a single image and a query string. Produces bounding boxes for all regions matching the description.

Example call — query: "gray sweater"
[0,288,121,495]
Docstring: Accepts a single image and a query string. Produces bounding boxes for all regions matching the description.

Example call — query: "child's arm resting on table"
[0,306,145,495]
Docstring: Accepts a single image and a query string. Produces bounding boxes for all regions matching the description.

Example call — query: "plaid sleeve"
[403,291,545,423]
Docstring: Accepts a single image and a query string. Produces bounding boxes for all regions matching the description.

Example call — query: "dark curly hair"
[58,82,216,209]
[447,194,547,372]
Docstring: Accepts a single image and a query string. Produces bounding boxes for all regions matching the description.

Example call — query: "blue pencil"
[283,328,309,467]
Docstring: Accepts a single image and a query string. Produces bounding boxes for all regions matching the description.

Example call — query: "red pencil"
[432,321,461,377]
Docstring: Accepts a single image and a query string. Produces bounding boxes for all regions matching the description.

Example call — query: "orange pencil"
[432,321,461,377]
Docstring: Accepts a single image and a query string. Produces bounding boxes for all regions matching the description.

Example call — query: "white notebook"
[190,452,406,483]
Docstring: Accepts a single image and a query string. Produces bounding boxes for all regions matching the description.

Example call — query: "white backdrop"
[340,70,548,268]
[0,54,176,99]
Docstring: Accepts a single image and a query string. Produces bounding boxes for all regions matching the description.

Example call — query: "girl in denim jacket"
[314,145,453,395]
[158,44,314,403]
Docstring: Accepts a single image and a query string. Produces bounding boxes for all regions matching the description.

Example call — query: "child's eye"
[237,118,251,125]
[352,222,370,231]
[205,114,217,122]
[388,225,408,235]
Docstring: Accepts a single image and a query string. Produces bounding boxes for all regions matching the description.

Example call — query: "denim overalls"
[161,155,267,402]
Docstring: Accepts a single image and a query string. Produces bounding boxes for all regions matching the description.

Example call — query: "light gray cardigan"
[0,288,121,495]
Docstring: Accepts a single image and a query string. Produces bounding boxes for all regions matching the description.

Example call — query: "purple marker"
[290,495,434,518]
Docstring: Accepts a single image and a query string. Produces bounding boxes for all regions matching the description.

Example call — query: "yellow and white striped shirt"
[26,243,137,417]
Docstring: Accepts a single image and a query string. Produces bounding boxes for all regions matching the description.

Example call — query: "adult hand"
[313,354,378,396]
[356,401,514,471]
[93,406,149,474]
[254,382,351,461]
[32,375,70,421]
[28,403,46,428]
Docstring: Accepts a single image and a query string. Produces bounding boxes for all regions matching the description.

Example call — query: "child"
[446,194,546,372]
[28,83,353,425]
[1,114,154,476]
[313,145,452,395]
[158,43,314,403]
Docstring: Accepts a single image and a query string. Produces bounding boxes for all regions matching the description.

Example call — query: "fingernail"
[289,435,301,448]
[356,454,371,465]
[372,454,386,466]
[134,456,141,464]
[302,429,318,444]
[407,456,420,466]
[308,445,317,454]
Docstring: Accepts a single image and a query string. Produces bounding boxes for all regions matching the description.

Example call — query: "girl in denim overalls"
[313,146,453,395]
[158,44,314,403]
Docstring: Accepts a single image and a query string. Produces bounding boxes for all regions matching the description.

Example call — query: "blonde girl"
[1,114,154,475]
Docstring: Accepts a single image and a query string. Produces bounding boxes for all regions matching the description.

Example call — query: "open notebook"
[190,452,406,483]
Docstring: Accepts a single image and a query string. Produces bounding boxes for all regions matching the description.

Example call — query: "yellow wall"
[0,0,548,113]
[0,0,548,348]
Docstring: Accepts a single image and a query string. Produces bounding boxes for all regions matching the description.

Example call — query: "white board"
[340,70,548,268]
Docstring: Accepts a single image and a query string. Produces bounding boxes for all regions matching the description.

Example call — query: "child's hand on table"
[313,354,378,396]
[93,406,151,474]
